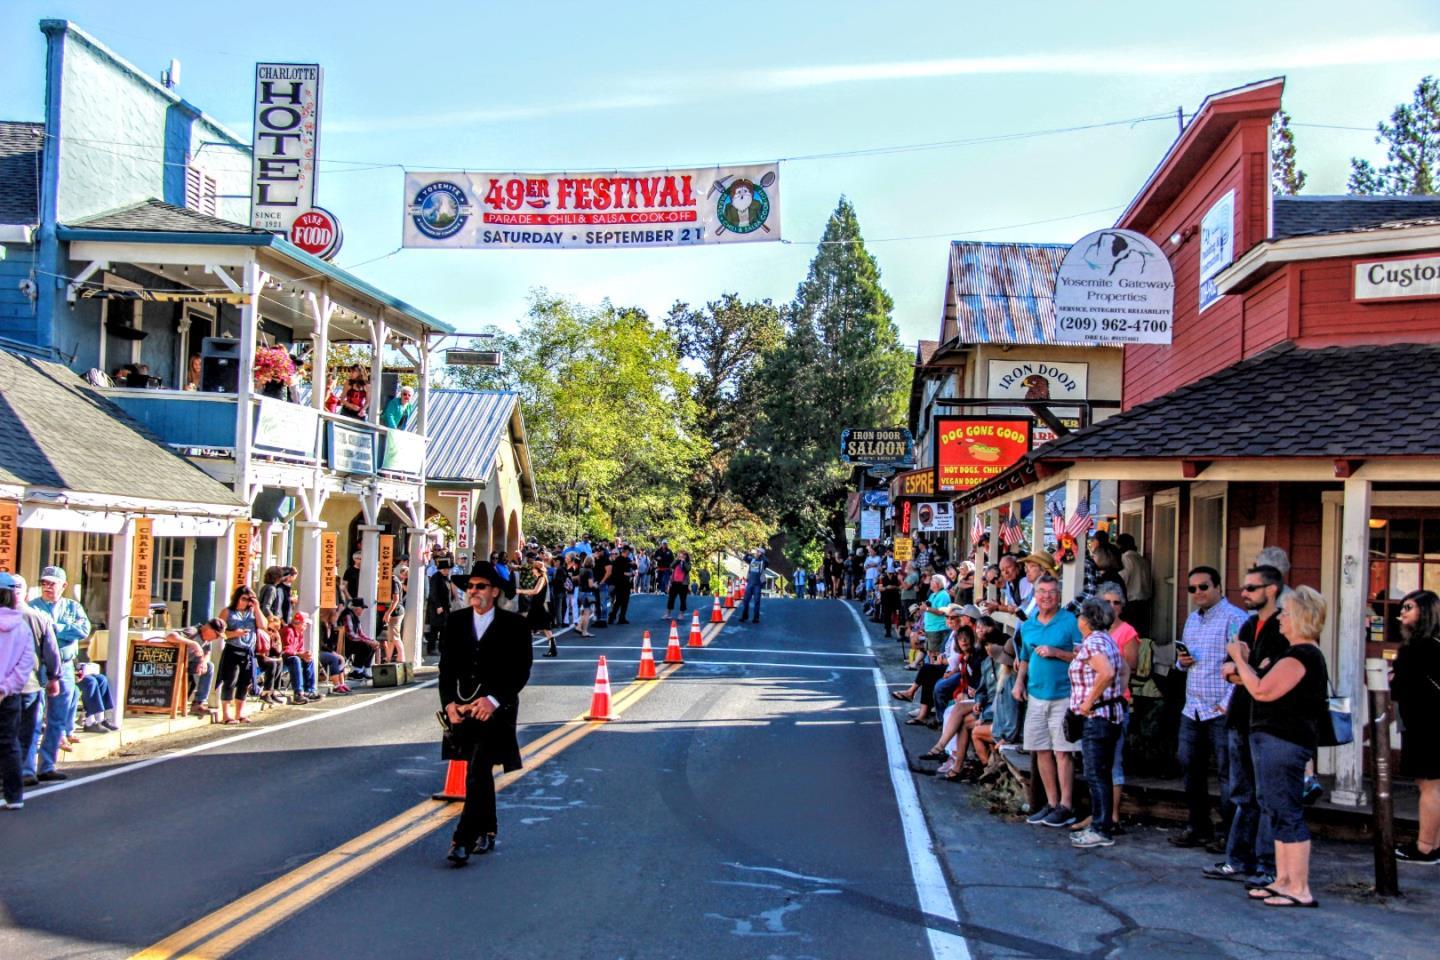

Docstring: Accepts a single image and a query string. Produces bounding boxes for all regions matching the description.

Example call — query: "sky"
[5,0,1440,347]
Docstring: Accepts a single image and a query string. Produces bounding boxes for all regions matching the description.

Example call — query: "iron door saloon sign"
[840,428,915,467]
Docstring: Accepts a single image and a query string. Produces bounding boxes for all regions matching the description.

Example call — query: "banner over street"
[403,165,781,250]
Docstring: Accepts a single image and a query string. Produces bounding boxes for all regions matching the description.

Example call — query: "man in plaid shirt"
[1170,565,1249,848]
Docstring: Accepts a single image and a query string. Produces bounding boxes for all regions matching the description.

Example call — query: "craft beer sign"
[402,164,781,249]
[251,63,322,233]
[131,518,154,619]
[0,501,16,572]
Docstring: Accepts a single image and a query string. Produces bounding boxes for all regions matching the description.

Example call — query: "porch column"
[1061,478,1086,604]
[1332,477,1372,807]
[985,507,1000,604]
[1030,490,1046,553]
[294,520,327,663]
[106,517,137,730]
[406,525,427,668]
[234,262,263,502]
[358,521,383,640]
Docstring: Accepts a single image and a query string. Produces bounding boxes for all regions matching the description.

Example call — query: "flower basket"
[253,346,297,387]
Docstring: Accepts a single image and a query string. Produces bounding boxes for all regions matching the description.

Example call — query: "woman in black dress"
[878,568,902,637]
[519,557,554,657]
[1393,589,1440,864]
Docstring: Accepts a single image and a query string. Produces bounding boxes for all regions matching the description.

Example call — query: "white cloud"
[324,93,676,134]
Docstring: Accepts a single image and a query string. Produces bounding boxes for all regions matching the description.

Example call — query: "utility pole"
[1366,657,1400,896]
[1176,106,1185,135]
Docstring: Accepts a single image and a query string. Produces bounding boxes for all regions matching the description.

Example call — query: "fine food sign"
[934,416,1032,494]
[841,428,916,467]
[1055,229,1175,344]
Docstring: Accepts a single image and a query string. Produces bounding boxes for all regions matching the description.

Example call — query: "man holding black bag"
[439,561,532,866]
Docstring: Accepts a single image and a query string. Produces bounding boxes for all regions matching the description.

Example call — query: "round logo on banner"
[715,173,774,235]
[411,181,471,240]
[289,208,343,260]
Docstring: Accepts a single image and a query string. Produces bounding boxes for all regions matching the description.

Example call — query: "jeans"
[191,663,214,705]
[597,584,610,622]
[1,695,23,803]
[18,691,42,778]
[1082,715,1124,835]
[1225,728,1275,874]
[319,651,345,684]
[1111,710,1130,785]
[1178,714,1232,836]
[78,673,114,718]
[739,578,763,619]
[284,656,316,695]
[39,677,77,774]
[1252,732,1313,844]
[658,569,673,595]
[933,672,964,709]
[611,588,630,623]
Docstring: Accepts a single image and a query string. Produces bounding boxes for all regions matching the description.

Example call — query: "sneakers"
[1025,804,1054,825]
[1396,842,1440,864]
[1301,776,1324,806]
[1071,827,1114,848]
[36,770,67,782]
[4,801,23,810]
[1042,806,1077,828]
[1202,862,1249,881]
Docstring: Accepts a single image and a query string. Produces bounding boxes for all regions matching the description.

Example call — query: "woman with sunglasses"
[217,585,259,724]
[1392,589,1440,864]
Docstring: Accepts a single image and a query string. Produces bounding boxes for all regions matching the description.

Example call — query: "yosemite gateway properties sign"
[403,165,781,250]
[1054,228,1174,345]
[934,416,1032,494]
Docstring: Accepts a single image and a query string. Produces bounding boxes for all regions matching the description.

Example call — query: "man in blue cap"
[28,567,90,782]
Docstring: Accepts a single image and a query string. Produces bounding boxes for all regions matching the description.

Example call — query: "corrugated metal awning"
[425,389,519,483]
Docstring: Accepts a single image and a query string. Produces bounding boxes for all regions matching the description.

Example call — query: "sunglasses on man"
[1187,583,1215,593]
[466,580,493,591]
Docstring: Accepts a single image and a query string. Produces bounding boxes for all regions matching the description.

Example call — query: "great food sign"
[402,164,781,249]
[1054,228,1175,344]
[934,416,1032,494]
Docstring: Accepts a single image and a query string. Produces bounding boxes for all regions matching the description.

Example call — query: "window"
[1189,483,1227,582]
[1367,513,1440,651]
[156,537,187,602]
[185,165,218,217]
[80,533,112,627]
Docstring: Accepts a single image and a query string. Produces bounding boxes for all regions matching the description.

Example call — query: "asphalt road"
[0,595,946,960]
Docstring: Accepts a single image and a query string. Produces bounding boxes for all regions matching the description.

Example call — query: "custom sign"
[321,532,338,604]
[916,502,955,533]
[890,467,936,502]
[861,490,890,510]
[377,535,395,603]
[125,641,187,717]
[840,428,916,466]
[1198,190,1235,311]
[402,164,781,249]
[131,518,154,618]
[253,397,320,458]
[1354,254,1440,301]
[0,501,16,572]
[934,416,1032,494]
[289,207,343,260]
[893,538,913,562]
[250,63,322,234]
[860,509,883,541]
[1055,229,1175,344]
[328,422,376,475]
[232,521,253,592]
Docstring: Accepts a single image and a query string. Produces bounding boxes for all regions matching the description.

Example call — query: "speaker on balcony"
[200,336,240,393]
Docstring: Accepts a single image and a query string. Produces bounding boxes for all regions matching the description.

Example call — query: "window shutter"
[184,165,218,217]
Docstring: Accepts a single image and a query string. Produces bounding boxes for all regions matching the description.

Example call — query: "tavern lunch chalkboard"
[126,641,188,717]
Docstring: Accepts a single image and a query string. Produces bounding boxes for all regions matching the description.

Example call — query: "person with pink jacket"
[1,572,40,810]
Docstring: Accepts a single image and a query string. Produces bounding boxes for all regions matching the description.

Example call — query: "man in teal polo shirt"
[1013,574,1081,828]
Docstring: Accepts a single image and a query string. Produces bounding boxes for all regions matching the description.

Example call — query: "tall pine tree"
[1270,110,1306,195]
[1349,76,1440,195]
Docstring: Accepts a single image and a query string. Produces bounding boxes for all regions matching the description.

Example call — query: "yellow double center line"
[130,660,685,960]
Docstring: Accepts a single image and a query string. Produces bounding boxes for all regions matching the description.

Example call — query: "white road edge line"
[25,679,440,802]
[534,653,873,672]
[842,601,971,960]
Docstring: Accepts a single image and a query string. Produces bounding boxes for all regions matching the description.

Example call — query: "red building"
[957,78,1440,806]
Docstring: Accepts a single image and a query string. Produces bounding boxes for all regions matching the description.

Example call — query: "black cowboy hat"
[451,560,516,598]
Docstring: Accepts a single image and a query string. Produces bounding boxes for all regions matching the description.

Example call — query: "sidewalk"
[861,604,1437,959]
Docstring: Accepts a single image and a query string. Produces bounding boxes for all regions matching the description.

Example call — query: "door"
[1151,495,1179,643]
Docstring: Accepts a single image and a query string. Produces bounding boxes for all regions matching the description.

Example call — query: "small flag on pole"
[1000,512,1024,549]
[970,512,986,547]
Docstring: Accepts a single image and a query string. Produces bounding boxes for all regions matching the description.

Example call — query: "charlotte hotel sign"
[251,63,322,233]
[1355,254,1440,301]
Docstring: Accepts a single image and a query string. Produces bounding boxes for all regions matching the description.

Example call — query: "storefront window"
[1368,513,1440,652]
[80,532,112,628]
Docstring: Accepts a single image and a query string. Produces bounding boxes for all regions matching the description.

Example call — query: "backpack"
[1130,636,1174,699]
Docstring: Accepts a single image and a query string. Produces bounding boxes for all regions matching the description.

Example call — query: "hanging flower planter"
[253,345,297,388]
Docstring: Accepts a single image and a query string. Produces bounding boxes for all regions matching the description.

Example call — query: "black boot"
[544,639,557,658]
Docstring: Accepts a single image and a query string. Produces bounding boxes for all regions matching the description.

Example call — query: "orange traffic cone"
[432,760,468,802]
[663,620,685,664]
[689,611,704,647]
[710,595,723,623]
[585,656,616,721]
[636,631,658,680]
[724,593,734,609]
[737,583,746,600]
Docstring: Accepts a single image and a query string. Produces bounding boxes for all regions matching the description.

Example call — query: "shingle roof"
[916,340,938,365]
[0,121,44,226]
[0,349,247,507]
[941,241,1071,345]
[1272,195,1440,239]
[67,198,268,235]
[425,389,519,482]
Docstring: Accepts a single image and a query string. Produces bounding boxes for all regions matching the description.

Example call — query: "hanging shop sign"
[250,63,322,234]
[402,164,781,250]
[916,501,955,533]
[861,490,890,510]
[321,532,338,603]
[377,535,395,603]
[328,422,376,475]
[1354,254,1440,302]
[987,359,1088,444]
[889,466,936,502]
[1198,189,1235,311]
[253,397,320,459]
[131,518,154,618]
[0,501,16,572]
[840,427,915,467]
[934,416,1032,494]
[232,521,253,593]
[893,537,913,562]
[289,207,343,260]
[1054,228,1174,344]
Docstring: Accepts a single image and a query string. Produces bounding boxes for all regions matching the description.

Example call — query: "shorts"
[1023,696,1079,753]
[1252,731,1312,843]
[924,630,948,654]
[578,592,596,609]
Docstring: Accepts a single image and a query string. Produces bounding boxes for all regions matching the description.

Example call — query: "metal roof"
[940,241,1070,345]
[425,389,520,483]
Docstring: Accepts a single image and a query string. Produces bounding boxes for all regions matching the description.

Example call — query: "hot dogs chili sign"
[402,164,780,249]
[934,416,1032,494]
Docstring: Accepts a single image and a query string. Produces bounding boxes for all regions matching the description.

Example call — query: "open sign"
[290,207,343,260]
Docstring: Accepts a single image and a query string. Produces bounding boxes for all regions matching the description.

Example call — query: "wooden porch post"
[1332,477,1372,807]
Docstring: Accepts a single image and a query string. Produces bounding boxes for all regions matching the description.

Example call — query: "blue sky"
[6,1,1440,345]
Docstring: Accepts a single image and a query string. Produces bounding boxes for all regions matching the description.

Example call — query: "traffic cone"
[724,592,734,609]
[737,583,746,600]
[710,595,723,623]
[689,611,704,647]
[636,631,658,680]
[432,760,468,802]
[663,620,685,664]
[585,656,616,721]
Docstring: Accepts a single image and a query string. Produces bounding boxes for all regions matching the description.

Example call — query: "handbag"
[1064,696,1125,743]
[1317,679,1354,747]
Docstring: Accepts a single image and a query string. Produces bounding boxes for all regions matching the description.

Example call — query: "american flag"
[969,512,985,547]
[1049,504,1066,547]
[1064,505,1093,540]
[1000,512,1024,549]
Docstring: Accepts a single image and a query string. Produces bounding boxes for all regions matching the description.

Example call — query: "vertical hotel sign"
[251,63,322,233]
[131,518,154,618]
[0,501,18,572]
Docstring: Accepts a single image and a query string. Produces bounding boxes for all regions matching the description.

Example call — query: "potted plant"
[253,346,297,399]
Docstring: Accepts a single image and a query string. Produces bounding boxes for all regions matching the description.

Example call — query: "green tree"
[735,197,910,551]
[1270,110,1306,195]
[444,292,699,545]
[1348,76,1440,195]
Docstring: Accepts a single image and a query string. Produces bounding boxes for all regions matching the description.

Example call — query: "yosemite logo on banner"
[402,165,781,249]
[934,416,1032,494]
[1054,228,1174,344]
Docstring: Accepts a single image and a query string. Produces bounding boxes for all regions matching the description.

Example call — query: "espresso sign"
[131,518,154,618]
[890,466,936,501]
[125,641,187,717]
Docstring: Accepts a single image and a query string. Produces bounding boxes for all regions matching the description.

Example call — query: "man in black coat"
[440,561,531,866]
[426,557,454,656]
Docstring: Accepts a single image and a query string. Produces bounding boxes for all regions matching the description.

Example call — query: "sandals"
[904,716,931,726]
[891,690,914,702]
[919,749,949,761]
[1260,892,1319,908]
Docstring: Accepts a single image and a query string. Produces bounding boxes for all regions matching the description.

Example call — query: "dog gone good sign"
[403,165,780,249]
[934,416,1032,494]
